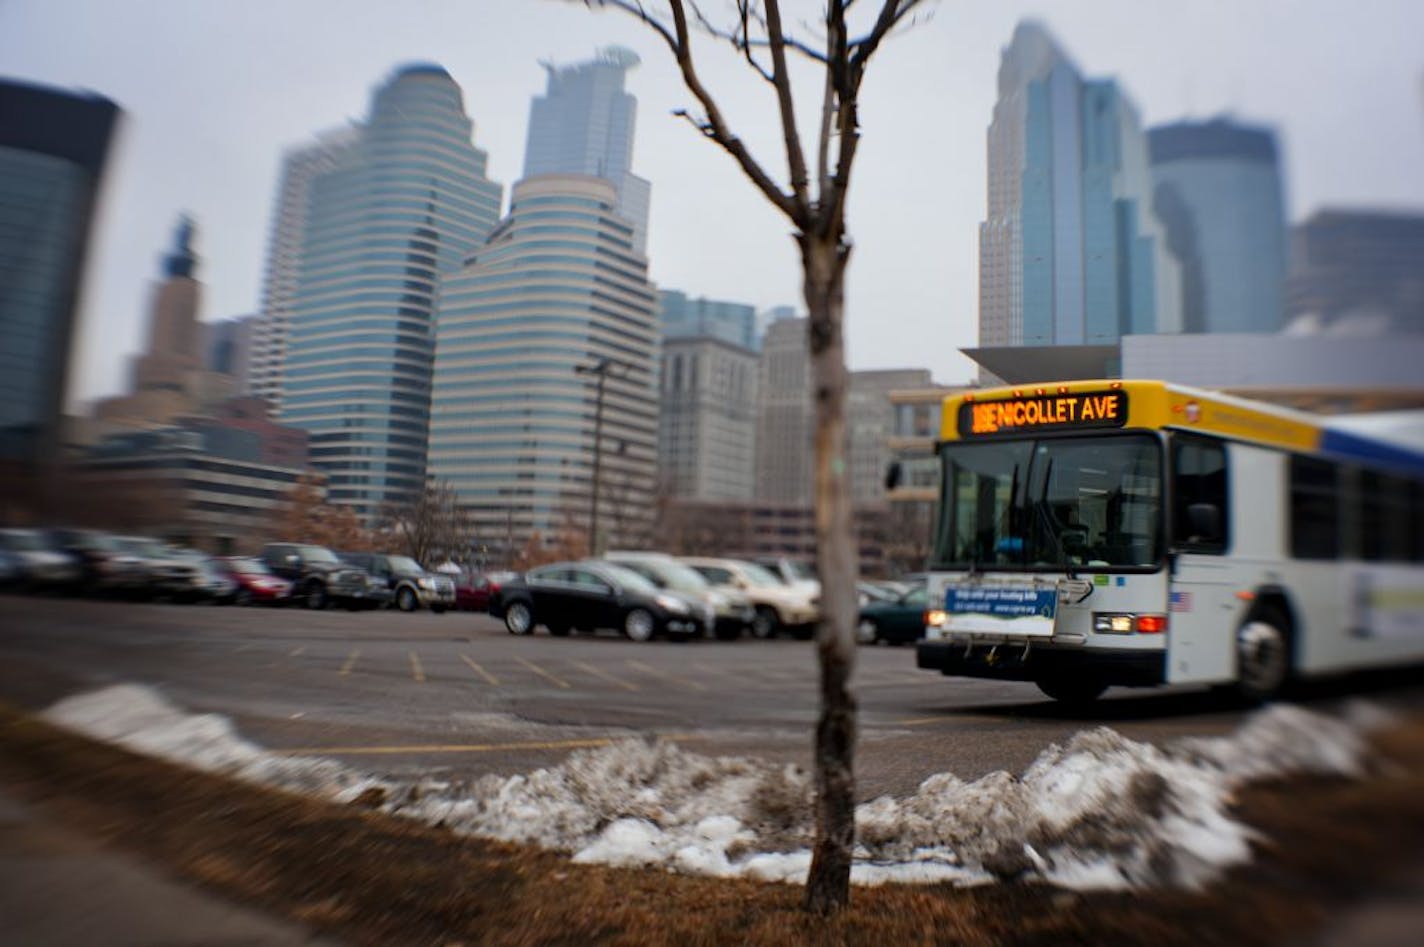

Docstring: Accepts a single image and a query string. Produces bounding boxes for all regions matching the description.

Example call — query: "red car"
[217,557,293,605]
[454,570,516,612]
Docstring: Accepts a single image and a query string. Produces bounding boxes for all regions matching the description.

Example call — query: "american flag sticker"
[1169,591,1192,612]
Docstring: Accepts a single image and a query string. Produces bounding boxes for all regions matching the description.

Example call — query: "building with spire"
[977,22,1180,380]
[522,47,651,254]
[93,216,236,428]
[273,64,504,521]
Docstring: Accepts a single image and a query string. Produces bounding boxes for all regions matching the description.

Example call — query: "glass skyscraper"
[429,175,659,558]
[980,22,1180,355]
[276,64,502,519]
[523,47,651,254]
[0,79,119,468]
[1150,119,1288,334]
[659,290,758,349]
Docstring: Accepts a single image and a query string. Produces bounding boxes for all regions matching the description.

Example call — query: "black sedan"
[855,585,930,646]
[489,561,710,642]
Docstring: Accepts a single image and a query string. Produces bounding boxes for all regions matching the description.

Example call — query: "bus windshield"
[932,433,1163,571]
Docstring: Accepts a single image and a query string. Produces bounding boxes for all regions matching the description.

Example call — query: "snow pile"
[42,684,1390,891]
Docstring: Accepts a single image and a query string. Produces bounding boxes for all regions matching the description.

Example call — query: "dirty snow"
[42,684,1390,891]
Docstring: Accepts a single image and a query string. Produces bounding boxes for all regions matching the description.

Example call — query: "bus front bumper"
[916,640,1166,688]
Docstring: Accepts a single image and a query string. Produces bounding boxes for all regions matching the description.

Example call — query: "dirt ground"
[2,703,1422,947]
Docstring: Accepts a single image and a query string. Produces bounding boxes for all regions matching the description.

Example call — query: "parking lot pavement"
[0,791,342,946]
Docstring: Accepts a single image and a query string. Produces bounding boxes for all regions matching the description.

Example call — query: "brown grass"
[2,704,1422,946]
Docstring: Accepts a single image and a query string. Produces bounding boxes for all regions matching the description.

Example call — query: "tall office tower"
[205,314,257,393]
[0,79,119,472]
[979,22,1179,360]
[1149,119,1288,334]
[276,65,503,520]
[430,175,659,557]
[248,126,359,414]
[659,334,759,501]
[1285,209,1424,335]
[660,290,758,349]
[847,369,931,506]
[755,316,813,505]
[522,47,651,254]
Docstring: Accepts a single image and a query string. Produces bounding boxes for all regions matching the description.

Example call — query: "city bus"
[914,379,1424,704]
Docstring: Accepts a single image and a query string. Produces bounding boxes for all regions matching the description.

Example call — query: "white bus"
[915,380,1424,704]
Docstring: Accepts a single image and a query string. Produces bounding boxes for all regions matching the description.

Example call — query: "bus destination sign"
[959,390,1129,437]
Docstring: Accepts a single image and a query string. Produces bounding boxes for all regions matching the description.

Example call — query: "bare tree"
[380,479,475,567]
[272,474,376,551]
[588,0,928,912]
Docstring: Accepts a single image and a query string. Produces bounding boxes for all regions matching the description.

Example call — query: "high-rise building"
[659,334,759,501]
[1149,119,1288,334]
[847,369,932,506]
[0,78,119,472]
[755,315,813,505]
[205,314,257,393]
[429,175,659,558]
[1285,209,1424,335]
[248,127,359,414]
[275,64,503,520]
[522,47,651,254]
[979,22,1179,365]
[660,290,758,350]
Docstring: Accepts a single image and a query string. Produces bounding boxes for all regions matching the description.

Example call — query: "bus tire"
[1035,676,1107,706]
[1233,608,1291,703]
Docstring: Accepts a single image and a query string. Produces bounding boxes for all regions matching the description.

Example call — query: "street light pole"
[575,357,624,557]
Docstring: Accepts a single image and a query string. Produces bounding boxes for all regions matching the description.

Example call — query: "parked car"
[490,560,709,642]
[0,547,20,588]
[44,528,148,596]
[454,570,516,612]
[162,546,242,606]
[754,556,821,596]
[605,551,753,640]
[106,536,207,600]
[681,556,820,640]
[215,557,293,605]
[856,584,930,645]
[260,543,380,610]
[0,528,81,591]
[336,552,453,612]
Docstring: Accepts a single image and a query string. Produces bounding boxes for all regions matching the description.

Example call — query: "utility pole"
[575,357,630,556]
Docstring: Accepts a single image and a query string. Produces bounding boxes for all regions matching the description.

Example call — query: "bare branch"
[763,0,812,215]
[846,0,928,74]
[590,0,799,220]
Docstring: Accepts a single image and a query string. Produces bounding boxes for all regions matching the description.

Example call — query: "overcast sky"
[3,0,1422,406]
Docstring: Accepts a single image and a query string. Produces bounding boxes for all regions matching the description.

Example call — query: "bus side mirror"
[1186,503,1222,543]
[884,461,903,491]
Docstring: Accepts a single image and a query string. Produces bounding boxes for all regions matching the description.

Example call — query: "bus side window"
[1172,436,1228,553]
[1290,455,1339,560]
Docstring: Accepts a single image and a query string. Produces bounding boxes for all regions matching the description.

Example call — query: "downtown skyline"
[2,0,1422,408]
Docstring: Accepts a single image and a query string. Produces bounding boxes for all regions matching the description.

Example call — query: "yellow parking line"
[894,717,945,726]
[288,646,306,657]
[273,733,698,757]
[460,654,500,686]
[514,655,570,689]
[575,661,639,692]
[233,643,252,653]
[339,648,361,676]
[626,659,707,692]
[408,651,425,683]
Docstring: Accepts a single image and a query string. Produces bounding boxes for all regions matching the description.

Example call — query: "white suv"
[681,557,821,640]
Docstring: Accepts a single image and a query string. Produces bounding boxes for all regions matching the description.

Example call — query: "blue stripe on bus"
[1319,428,1424,478]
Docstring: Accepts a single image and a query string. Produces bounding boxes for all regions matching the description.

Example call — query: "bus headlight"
[924,609,948,628]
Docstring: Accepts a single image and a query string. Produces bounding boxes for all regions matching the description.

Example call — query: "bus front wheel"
[1035,676,1107,706]
[1233,610,1291,703]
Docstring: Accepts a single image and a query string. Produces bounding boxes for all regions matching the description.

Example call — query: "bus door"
[1165,435,1236,685]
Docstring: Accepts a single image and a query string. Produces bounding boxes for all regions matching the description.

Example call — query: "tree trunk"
[800,233,858,914]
